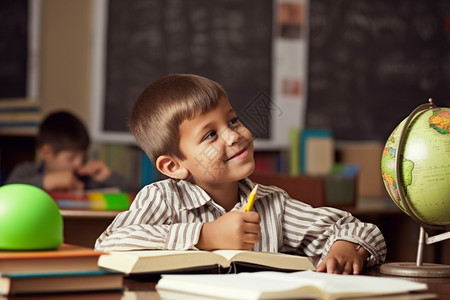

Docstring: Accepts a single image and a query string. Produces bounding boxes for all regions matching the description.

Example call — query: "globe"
[381,102,450,227]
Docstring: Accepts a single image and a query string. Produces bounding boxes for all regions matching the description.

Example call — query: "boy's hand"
[43,170,84,192]
[196,207,260,250]
[76,160,112,182]
[316,240,369,275]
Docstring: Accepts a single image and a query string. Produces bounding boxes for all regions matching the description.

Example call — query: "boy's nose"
[223,128,239,146]
[72,157,84,168]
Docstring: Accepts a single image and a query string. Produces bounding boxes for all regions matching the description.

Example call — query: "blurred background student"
[6,110,133,193]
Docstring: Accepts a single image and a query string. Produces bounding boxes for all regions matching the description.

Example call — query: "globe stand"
[379,99,450,278]
[380,227,450,277]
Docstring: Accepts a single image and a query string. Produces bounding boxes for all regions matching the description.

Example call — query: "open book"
[156,270,428,300]
[97,250,315,274]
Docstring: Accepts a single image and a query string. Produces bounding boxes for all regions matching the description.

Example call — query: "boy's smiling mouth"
[225,147,249,162]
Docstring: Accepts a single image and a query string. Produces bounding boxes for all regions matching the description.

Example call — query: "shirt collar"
[175,180,213,210]
[239,177,281,201]
[175,178,277,211]
[174,177,280,211]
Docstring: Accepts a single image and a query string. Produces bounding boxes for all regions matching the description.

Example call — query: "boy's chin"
[240,163,255,180]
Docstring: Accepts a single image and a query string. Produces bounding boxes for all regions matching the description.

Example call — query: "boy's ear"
[156,155,189,180]
[40,144,55,159]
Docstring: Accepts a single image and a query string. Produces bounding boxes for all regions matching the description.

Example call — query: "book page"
[212,250,315,271]
[110,250,194,258]
[98,250,231,273]
[157,272,322,300]
[212,250,249,261]
[157,270,428,300]
[249,271,428,298]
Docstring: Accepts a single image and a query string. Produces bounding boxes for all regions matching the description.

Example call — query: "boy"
[6,111,132,192]
[95,74,386,274]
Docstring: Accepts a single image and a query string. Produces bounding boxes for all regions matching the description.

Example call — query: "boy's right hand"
[43,170,84,192]
[196,207,260,250]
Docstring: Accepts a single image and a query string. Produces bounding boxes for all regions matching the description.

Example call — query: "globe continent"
[381,107,450,226]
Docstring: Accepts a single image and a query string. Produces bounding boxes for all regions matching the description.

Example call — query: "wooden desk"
[61,210,119,248]
[3,268,448,299]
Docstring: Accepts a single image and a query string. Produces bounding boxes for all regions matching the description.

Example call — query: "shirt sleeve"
[94,184,203,251]
[5,162,44,188]
[281,196,387,267]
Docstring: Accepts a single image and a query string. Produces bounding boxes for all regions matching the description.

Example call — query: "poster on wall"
[272,0,309,147]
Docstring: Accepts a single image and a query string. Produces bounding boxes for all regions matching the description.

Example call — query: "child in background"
[6,111,132,193]
[95,74,386,274]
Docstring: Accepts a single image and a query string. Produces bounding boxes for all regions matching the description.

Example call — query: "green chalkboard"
[306,0,450,141]
[0,0,28,99]
[101,0,273,139]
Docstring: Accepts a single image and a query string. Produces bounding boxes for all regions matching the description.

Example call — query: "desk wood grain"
[61,210,119,248]
[61,209,120,219]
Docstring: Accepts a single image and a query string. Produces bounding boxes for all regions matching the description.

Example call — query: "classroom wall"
[21,2,450,263]
[39,0,92,125]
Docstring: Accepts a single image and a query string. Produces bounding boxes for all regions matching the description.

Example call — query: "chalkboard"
[0,0,28,99]
[307,0,450,141]
[101,0,272,139]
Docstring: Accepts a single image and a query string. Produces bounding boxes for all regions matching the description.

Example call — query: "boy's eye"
[228,117,239,127]
[202,131,217,142]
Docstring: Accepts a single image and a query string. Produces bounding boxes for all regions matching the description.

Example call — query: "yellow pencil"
[245,184,259,212]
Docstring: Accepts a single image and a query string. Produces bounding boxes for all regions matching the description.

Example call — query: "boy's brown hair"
[37,111,90,154]
[129,74,227,164]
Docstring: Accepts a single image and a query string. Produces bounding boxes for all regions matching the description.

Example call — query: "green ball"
[0,184,63,250]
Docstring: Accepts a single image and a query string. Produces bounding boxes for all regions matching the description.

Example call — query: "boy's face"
[42,145,85,172]
[177,97,255,187]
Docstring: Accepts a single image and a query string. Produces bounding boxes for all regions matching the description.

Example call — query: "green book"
[289,127,300,176]
[0,269,123,295]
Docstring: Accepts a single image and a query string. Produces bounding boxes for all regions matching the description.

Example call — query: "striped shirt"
[95,178,386,267]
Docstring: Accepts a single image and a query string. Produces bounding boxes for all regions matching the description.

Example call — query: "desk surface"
[61,209,120,218]
[3,268,448,299]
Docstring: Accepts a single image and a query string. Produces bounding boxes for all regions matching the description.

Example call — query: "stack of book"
[0,244,123,295]
[49,190,133,211]
[92,144,166,191]
[0,101,41,135]
[290,128,335,176]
